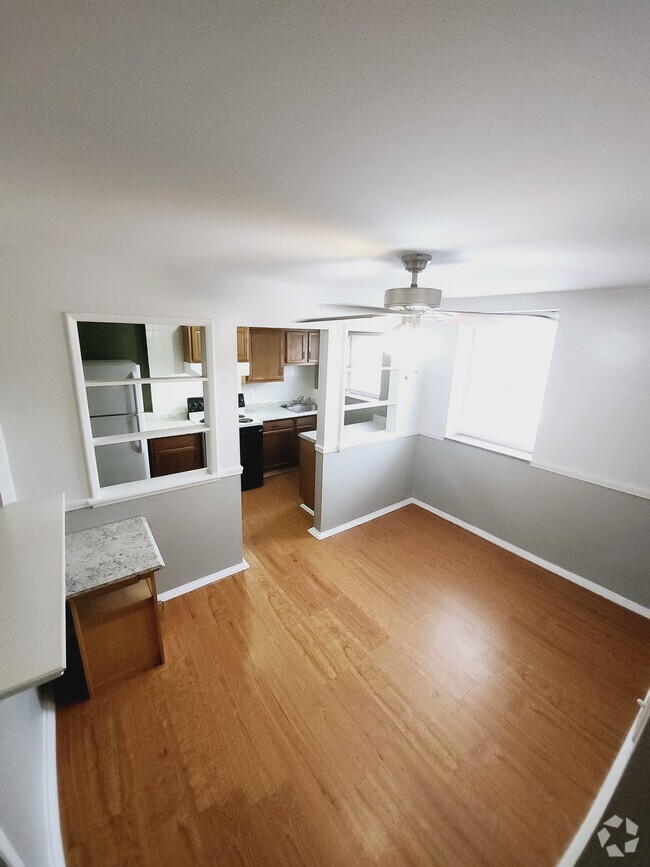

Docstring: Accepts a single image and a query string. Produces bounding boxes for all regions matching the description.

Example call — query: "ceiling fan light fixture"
[384,285,442,312]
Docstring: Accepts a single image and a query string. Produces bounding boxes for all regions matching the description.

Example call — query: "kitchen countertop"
[0,496,66,699]
[65,516,165,598]
[298,430,317,443]
[245,403,318,422]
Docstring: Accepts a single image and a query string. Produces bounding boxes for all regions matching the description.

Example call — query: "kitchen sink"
[286,403,317,413]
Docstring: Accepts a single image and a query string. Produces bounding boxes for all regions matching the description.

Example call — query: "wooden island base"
[68,572,164,697]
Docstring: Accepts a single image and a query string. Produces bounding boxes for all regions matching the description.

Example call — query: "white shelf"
[343,399,395,412]
[0,496,66,699]
[85,375,207,386]
[345,366,399,372]
[93,425,209,446]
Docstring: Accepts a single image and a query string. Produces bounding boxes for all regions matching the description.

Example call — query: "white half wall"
[316,436,417,534]
[0,688,64,867]
[65,475,243,595]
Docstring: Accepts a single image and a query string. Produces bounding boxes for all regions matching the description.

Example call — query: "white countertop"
[65,516,165,598]
[245,403,318,422]
[298,430,317,443]
[0,496,66,700]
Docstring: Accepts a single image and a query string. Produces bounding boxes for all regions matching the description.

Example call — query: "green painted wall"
[77,322,152,411]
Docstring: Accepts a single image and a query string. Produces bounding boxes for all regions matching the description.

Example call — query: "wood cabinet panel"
[248,329,284,382]
[148,433,204,477]
[295,414,317,432]
[285,330,307,364]
[284,330,320,364]
[263,424,295,471]
[236,326,250,362]
[69,573,164,697]
[307,331,320,363]
[299,438,316,510]
[182,326,202,363]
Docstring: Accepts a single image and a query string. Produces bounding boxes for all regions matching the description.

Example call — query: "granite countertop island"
[65,516,165,598]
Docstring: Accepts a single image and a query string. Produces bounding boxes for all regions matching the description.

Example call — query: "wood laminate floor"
[57,472,650,866]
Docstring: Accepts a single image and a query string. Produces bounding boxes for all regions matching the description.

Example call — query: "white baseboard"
[309,496,648,618]
[307,499,413,540]
[299,503,314,516]
[558,690,650,866]
[410,499,650,619]
[0,827,25,867]
[42,692,66,867]
[158,560,250,602]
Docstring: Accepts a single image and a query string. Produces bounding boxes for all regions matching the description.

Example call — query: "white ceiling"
[2,0,650,298]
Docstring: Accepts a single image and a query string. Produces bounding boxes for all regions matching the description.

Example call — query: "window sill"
[444,434,532,462]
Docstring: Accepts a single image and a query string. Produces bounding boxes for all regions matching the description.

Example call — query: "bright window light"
[447,316,558,455]
[347,332,388,398]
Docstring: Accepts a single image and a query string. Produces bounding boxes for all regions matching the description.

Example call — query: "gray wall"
[65,476,243,594]
[317,437,416,533]
[0,688,63,867]
[414,436,650,607]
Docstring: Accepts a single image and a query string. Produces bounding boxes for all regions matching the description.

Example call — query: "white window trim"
[340,328,400,447]
[445,317,557,460]
[65,312,221,505]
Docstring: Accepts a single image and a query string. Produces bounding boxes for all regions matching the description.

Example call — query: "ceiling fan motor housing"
[384,285,442,312]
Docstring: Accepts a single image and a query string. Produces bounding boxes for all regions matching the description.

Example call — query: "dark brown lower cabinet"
[262,419,295,471]
[148,433,204,477]
[299,438,316,510]
[263,415,317,472]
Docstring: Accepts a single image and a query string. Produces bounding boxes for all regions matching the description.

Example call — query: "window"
[66,315,219,503]
[446,315,558,457]
[342,331,399,442]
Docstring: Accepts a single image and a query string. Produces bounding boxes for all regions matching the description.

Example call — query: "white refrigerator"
[83,360,150,487]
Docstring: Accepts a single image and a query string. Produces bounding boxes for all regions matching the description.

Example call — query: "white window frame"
[446,315,558,461]
[340,328,400,446]
[65,313,221,505]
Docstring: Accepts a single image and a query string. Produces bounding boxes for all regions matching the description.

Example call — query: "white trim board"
[42,691,66,867]
[0,828,25,867]
[411,499,649,619]
[309,498,649,618]
[0,421,16,506]
[158,560,250,602]
[529,459,650,501]
[308,499,413,540]
[557,689,650,867]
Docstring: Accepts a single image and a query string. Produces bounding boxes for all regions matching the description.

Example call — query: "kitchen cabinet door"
[182,326,202,363]
[248,329,284,382]
[285,330,308,364]
[299,438,316,510]
[236,326,250,362]
[307,331,320,363]
[148,434,204,477]
[263,420,295,471]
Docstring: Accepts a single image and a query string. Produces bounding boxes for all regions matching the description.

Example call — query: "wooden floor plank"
[57,471,650,866]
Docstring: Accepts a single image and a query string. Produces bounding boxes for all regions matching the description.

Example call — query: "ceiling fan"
[298,252,557,326]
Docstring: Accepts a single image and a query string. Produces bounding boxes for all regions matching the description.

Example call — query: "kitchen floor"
[56,473,650,866]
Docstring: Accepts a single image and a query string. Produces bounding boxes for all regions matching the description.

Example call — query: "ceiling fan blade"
[296,312,389,323]
[296,304,392,323]
[427,309,560,325]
